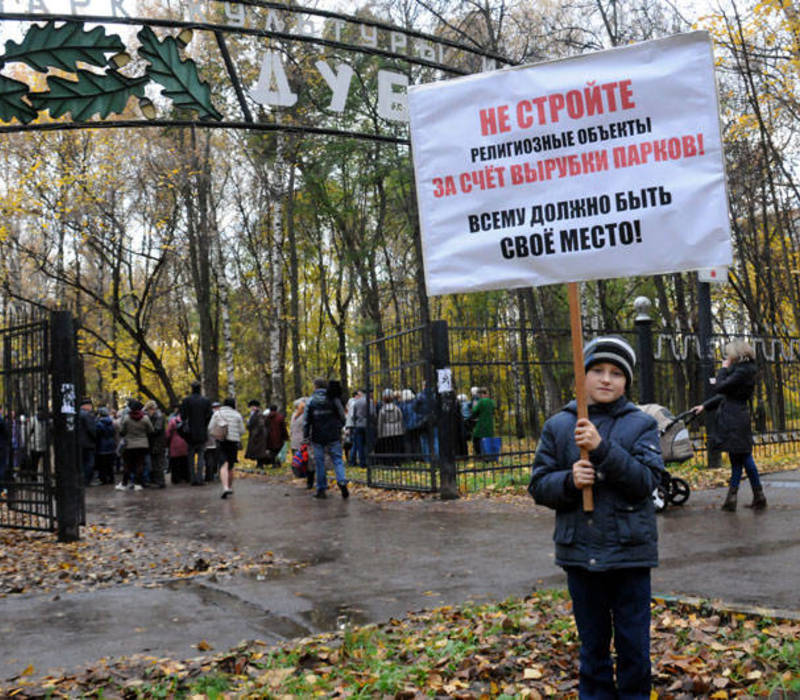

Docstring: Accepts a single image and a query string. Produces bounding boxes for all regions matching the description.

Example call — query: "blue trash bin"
[480,436,501,461]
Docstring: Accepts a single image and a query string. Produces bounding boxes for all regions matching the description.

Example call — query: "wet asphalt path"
[1,469,798,680]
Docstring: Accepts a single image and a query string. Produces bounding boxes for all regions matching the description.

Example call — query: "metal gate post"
[697,279,721,469]
[3,335,11,419]
[364,338,373,487]
[634,297,655,404]
[432,320,458,500]
[51,311,81,542]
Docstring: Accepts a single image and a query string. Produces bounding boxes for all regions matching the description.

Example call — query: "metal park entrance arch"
[0,0,514,141]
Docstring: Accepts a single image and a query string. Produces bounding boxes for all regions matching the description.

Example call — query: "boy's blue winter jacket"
[528,396,664,572]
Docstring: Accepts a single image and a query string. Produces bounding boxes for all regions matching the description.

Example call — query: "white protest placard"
[408,31,733,296]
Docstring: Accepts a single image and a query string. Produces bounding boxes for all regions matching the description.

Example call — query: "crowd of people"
[0,407,50,488]
[0,346,768,514]
[29,377,352,500]
[67,381,250,498]
[341,384,497,463]
[75,382,249,498]
[0,379,500,500]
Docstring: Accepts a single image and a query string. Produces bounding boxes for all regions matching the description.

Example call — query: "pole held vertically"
[568,283,593,512]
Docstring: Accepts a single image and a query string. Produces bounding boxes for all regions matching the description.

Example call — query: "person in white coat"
[208,397,245,499]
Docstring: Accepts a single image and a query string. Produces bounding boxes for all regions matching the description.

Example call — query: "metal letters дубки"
[0,0,513,142]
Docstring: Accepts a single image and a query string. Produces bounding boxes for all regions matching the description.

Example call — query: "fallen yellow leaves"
[0,522,296,597]
[156,660,187,676]
[2,592,798,698]
[259,667,294,688]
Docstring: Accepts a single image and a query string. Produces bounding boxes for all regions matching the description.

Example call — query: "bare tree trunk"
[652,275,673,328]
[516,289,540,436]
[523,287,561,416]
[183,127,219,398]
[408,182,431,327]
[286,155,302,400]
[507,320,524,439]
[213,231,236,398]
[268,131,287,409]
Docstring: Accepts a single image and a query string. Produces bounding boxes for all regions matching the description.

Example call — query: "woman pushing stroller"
[692,339,766,511]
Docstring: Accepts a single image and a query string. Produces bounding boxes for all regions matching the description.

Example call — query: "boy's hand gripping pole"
[568,283,594,513]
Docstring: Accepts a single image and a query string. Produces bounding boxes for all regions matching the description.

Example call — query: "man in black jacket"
[180,381,212,486]
[304,377,348,499]
[78,398,97,485]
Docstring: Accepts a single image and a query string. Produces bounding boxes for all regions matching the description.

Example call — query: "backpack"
[176,416,192,442]
[210,413,229,441]
[291,444,309,477]
[638,404,694,463]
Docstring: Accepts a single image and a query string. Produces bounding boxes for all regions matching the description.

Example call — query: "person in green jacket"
[471,387,495,455]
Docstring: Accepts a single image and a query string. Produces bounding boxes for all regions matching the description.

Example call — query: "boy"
[529,336,663,699]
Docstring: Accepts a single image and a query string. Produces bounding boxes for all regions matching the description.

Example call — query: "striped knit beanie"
[583,336,636,388]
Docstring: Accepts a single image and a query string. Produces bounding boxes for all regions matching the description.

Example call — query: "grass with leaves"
[5,590,798,698]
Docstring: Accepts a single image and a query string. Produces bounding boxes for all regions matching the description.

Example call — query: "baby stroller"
[638,405,697,512]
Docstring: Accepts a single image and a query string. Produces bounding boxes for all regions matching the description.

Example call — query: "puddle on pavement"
[301,603,367,631]
[307,550,339,565]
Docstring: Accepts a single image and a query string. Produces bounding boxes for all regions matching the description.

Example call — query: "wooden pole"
[567,282,593,512]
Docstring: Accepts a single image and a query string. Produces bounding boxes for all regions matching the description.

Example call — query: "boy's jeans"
[566,566,652,700]
[312,440,347,491]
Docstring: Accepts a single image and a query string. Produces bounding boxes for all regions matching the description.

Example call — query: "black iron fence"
[0,307,82,539]
[358,319,800,494]
[360,324,443,492]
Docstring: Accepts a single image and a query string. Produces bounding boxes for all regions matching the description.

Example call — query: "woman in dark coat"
[265,405,288,468]
[166,410,190,484]
[693,340,766,511]
[244,400,269,469]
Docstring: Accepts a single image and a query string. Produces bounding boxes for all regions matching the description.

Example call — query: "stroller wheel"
[669,477,690,505]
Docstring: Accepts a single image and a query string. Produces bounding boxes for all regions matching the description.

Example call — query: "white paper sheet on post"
[408,31,733,297]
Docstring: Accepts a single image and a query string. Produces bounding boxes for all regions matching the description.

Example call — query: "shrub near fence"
[360,321,800,494]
